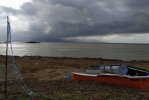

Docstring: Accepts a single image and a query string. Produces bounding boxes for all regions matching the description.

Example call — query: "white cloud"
[0,0,31,9]
[10,15,30,32]
[99,34,149,43]
[64,33,149,43]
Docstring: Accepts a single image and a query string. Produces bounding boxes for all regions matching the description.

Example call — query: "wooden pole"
[5,16,9,100]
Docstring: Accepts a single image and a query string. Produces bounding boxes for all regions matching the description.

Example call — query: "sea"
[1,42,149,61]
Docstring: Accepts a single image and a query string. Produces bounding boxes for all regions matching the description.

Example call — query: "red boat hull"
[72,72,149,91]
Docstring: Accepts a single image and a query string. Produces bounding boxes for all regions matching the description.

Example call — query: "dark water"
[1,42,149,61]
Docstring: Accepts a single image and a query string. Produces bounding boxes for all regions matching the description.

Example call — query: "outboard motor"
[99,64,128,75]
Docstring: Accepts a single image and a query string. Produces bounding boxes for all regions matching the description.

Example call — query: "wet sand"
[0,55,149,99]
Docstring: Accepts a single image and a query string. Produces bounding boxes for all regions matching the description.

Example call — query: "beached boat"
[72,64,149,91]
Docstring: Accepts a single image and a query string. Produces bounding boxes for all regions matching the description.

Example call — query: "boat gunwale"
[72,72,149,78]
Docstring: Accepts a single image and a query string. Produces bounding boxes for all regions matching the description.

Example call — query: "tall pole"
[5,16,9,100]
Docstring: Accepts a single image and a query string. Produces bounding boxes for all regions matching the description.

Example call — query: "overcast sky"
[1,0,149,43]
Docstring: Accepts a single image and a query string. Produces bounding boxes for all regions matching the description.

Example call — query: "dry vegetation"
[0,55,149,99]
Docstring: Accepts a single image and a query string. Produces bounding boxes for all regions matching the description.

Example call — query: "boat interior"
[127,66,149,76]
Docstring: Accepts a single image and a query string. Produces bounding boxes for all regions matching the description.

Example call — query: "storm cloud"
[1,0,149,42]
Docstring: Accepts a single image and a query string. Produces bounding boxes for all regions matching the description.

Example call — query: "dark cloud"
[1,0,149,42]
[21,2,38,15]
[0,6,20,15]
[49,0,99,9]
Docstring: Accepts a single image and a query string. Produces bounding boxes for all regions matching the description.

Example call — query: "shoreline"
[1,55,149,70]
[1,55,149,61]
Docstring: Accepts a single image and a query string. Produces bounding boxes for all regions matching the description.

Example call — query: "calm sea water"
[1,42,149,61]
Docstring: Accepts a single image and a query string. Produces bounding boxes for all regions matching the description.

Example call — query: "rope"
[8,19,32,95]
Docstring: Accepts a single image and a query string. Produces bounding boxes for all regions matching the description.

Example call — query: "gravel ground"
[0,55,149,100]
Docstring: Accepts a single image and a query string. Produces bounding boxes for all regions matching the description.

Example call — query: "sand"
[0,55,149,99]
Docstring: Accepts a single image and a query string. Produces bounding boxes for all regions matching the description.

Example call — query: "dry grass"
[0,55,149,99]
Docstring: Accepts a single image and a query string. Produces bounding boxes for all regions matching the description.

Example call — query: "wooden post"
[5,16,9,100]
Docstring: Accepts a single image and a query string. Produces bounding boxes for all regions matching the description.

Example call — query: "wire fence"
[0,17,33,98]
